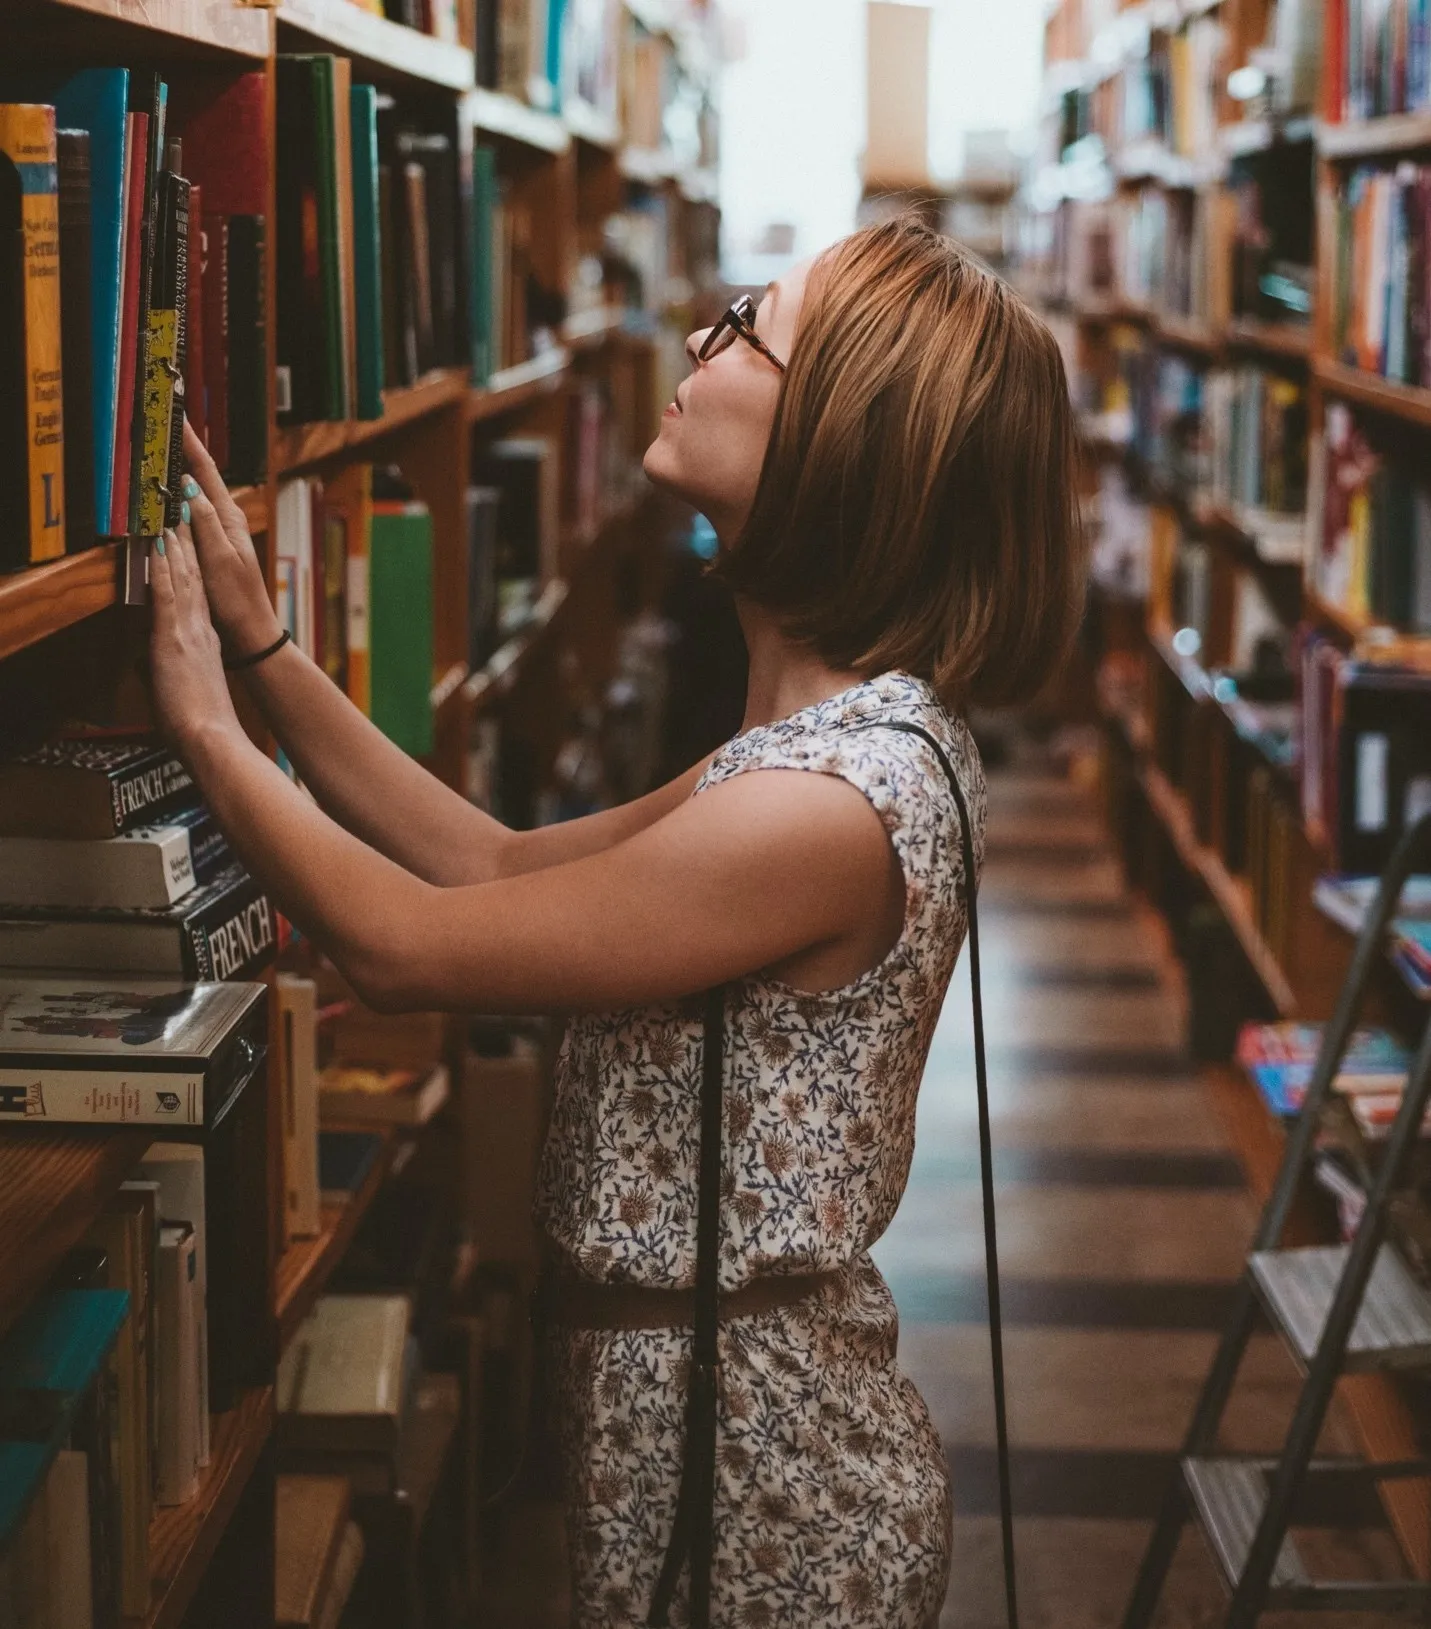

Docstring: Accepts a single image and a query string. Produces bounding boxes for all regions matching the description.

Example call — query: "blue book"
[49,68,128,534]
[546,0,568,109]
[0,1287,128,1547]
[349,84,384,421]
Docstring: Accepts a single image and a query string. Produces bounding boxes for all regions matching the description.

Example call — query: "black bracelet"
[224,629,291,672]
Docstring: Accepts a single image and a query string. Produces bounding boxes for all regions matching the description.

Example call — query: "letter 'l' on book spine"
[0,104,66,564]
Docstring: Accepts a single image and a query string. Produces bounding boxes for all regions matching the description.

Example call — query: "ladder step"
[1249,1244,1431,1372]
[1183,1458,1309,1593]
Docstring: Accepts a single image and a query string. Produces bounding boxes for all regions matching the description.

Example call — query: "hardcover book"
[277,1294,411,1458]
[0,861,276,982]
[0,735,195,840]
[136,152,189,539]
[0,976,267,1130]
[0,103,66,568]
[57,128,96,554]
[0,804,228,910]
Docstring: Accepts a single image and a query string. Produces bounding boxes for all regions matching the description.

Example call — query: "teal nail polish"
[180,501,191,525]
[155,535,166,557]
[182,477,200,498]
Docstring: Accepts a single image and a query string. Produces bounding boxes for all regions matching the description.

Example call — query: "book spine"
[186,871,275,981]
[136,168,186,539]
[185,185,206,446]
[125,78,166,537]
[0,1068,205,1125]
[202,214,229,473]
[154,1226,199,1506]
[106,752,196,834]
[0,104,66,563]
[57,129,96,554]
[226,215,266,485]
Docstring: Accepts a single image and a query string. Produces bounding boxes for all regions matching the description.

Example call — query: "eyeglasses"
[698,294,786,373]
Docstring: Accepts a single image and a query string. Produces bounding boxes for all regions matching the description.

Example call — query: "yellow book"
[0,104,65,563]
[1347,490,1371,618]
[325,462,372,715]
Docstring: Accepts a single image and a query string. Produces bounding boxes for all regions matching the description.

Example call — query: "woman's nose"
[686,329,712,367]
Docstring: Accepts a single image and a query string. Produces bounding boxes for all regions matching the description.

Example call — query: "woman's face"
[643,259,813,536]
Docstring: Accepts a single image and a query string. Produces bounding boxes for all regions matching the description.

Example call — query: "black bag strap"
[649,719,1018,1629]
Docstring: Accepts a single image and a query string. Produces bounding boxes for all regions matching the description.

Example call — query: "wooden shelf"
[277,0,473,90]
[274,1129,396,1354]
[1140,762,1298,1016]
[1224,317,1312,361]
[35,0,271,56]
[1319,113,1431,160]
[1314,358,1431,430]
[131,1387,275,1629]
[464,88,570,153]
[0,544,125,664]
[273,369,468,475]
[563,307,628,350]
[564,97,620,150]
[1304,583,1372,640]
[620,146,682,184]
[462,577,569,710]
[468,349,570,423]
[0,1127,148,1340]
[1157,314,1220,355]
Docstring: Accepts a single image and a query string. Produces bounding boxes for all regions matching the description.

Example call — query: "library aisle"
[876,744,1405,1629]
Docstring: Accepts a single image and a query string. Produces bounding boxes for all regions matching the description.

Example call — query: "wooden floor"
[482,745,1409,1627]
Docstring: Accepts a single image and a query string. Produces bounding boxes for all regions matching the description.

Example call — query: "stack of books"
[0,734,275,982]
[1237,1019,1412,1116]
[0,70,268,573]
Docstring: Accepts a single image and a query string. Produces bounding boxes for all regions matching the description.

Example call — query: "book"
[51,68,129,536]
[277,1294,411,1457]
[0,976,268,1130]
[0,736,195,841]
[0,804,229,909]
[316,1523,364,1629]
[349,84,384,420]
[1236,1021,1410,1116]
[123,73,167,539]
[466,485,501,669]
[276,1475,352,1629]
[199,212,228,470]
[83,1192,153,1617]
[325,462,372,714]
[0,103,66,568]
[276,478,318,659]
[477,436,559,603]
[470,143,497,384]
[278,976,322,1242]
[153,1222,199,1506]
[43,1449,95,1629]
[135,148,189,539]
[185,184,206,447]
[318,1061,449,1127]
[57,129,95,555]
[0,861,275,984]
[225,215,266,485]
[0,1288,129,1550]
[109,107,147,536]
[132,1143,209,1466]
[369,500,435,757]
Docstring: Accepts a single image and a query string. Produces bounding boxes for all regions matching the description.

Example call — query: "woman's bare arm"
[181,422,714,884]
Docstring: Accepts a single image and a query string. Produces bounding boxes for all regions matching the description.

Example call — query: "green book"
[470,143,497,387]
[350,84,384,420]
[0,1287,129,1547]
[370,501,434,759]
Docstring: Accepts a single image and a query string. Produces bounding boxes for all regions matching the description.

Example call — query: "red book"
[202,215,230,472]
[170,73,267,217]
[185,183,207,446]
[109,109,148,536]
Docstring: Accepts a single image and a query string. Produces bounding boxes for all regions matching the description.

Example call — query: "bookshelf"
[0,0,723,1622]
[1036,0,1431,1577]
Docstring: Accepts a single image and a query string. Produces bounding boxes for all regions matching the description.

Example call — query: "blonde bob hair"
[717,215,1087,709]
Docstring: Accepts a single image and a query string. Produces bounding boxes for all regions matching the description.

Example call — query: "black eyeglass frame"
[698,294,787,372]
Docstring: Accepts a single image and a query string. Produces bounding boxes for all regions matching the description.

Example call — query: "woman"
[151,214,1084,1627]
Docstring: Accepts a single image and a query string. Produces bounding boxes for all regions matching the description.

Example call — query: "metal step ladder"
[1122,812,1431,1628]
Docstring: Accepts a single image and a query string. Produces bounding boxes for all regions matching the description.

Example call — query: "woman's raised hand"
[181,419,283,660]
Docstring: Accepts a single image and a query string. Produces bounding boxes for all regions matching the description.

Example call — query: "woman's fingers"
[180,471,230,568]
[182,418,248,531]
[150,533,176,608]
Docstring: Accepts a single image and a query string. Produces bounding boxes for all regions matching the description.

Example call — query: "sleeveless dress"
[535,671,987,1629]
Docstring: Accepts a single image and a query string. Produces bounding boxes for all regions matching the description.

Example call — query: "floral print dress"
[536,671,986,1629]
